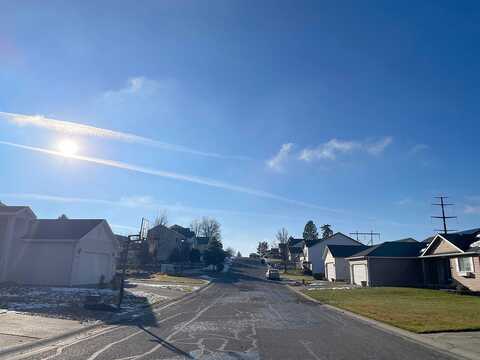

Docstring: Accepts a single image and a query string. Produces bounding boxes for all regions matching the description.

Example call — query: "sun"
[57,139,79,157]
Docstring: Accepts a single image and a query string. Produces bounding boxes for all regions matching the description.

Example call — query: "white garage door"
[326,263,335,281]
[75,252,111,285]
[352,264,367,285]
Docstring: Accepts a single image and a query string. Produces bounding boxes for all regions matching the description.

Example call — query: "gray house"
[0,204,118,286]
[323,244,369,282]
[347,241,425,286]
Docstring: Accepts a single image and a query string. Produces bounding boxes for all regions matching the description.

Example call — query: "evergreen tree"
[204,238,226,267]
[303,221,319,241]
[321,224,334,239]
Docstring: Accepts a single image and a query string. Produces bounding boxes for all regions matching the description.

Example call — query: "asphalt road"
[12,259,456,360]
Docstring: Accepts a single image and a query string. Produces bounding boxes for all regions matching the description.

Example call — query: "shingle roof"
[0,206,31,214]
[393,238,418,243]
[439,229,480,252]
[170,224,195,238]
[305,232,359,248]
[288,238,304,247]
[348,241,425,258]
[327,245,369,258]
[23,219,103,240]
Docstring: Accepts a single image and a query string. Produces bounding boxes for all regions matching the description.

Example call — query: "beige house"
[147,224,186,262]
[323,244,368,282]
[420,229,480,291]
[0,204,118,286]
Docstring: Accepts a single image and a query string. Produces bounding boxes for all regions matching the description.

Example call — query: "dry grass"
[281,269,314,282]
[146,273,207,285]
[304,287,480,333]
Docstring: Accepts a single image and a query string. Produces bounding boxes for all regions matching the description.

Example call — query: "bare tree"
[154,210,168,227]
[190,219,201,236]
[199,217,221,241]
[225,246,235,258]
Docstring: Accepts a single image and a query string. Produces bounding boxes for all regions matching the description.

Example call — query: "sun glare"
[57,139,79,157]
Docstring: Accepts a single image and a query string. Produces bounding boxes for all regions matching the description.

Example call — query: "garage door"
[352,264,367,285]
[326,263,335,281]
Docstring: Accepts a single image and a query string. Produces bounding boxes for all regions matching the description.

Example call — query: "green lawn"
[303,287,480,333]
[281,269,314,282]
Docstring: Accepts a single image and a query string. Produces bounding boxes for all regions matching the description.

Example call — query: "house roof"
[170,224,195,238]
[305,232,360,248]
[436,229,480,252]
[393,238,417,243]
[348,241,425,258]
[289,247,304,255]
[23,219,103,240]
[0,205,32,214]
[326,244,370,258]
[288,237,304,247]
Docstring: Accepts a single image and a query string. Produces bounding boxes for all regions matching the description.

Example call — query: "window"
[457,257,474,273]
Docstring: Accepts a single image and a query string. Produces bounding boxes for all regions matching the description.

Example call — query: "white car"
[266,268,280,280]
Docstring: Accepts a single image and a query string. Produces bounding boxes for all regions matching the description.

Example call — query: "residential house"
[323,244,369,282]
[287,237,305,263]
[170,225,195,246]
[347,241,424,286]
[303,232,363,277]
[0,204,118,286]
[148,224,186,262]
[420,229,480,291]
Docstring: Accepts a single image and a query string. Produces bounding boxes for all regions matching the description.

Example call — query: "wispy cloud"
[409,144,429,155]
[299,137,393,162]
[464,205,480,214]
[266,143,293,172]
[0,140,341,214]
[395,197,413,206]
[0,110,248,160]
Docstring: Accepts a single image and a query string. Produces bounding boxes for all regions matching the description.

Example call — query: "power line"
[431,196,457,234]
[349,231,380,245]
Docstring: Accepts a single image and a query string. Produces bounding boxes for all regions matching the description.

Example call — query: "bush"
[216,263,224,272]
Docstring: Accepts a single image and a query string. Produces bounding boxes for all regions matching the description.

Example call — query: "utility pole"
[349,231,380,245]
[431,196,457,234]
[117,218,149,310]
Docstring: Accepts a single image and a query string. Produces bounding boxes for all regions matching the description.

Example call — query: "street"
[10,259,456,360]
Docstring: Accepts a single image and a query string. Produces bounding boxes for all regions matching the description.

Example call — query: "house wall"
[368,258,423,287]
[308,234,362,276]
[1,209,36,282]
[71,222,117,286]
[148,225,185,262]
[9,241,76,286]
[450,255,480,292]
[428,239,459,255]
[349,259,369,285]
[334,257,349,282]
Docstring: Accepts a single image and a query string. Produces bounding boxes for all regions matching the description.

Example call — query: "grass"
[129,272,207,286]
[303,287,480,333]
[280,269,314,282]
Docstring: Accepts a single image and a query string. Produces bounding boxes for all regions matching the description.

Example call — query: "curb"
[0,281,212,359]
[287,285,477,360]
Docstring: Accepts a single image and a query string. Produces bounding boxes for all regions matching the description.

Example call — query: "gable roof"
[422,229,480,256]
[23,219,103,240]
[393,238,417,243]
[0,205,33,214]
[305,232,361,248]
[170,224,195,238]
[326,244,370,258]
[348,241,425,258]
[288,237,304,247]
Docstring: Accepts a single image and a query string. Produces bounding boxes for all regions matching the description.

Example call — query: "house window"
[457,257,474,273]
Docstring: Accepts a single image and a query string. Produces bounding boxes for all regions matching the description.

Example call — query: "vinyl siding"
[450,256,480,291]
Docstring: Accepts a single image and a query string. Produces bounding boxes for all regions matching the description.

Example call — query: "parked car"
[266,268,280,280]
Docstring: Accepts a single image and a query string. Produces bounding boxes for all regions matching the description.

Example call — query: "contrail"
[0,140,340,213]
[0,111,249,160]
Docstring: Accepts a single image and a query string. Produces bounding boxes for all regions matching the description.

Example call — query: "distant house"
[147,224,186,262]
[420,229,480,292]
[347,241,424,286]
[323,244,369,282]
[170,225,195,245]
[0,204,118,286]
[287,237,304,263]
[303,232,363,276]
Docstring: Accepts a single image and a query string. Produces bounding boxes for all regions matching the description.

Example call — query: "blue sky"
[1,1,480,254]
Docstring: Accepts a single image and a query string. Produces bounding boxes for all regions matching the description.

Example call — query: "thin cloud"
[409,144,430,155]
[0,111,248,160]
[464,205,480,214]
[0,140,341,214]
[299,137,392,162]
[266,143,293,172]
